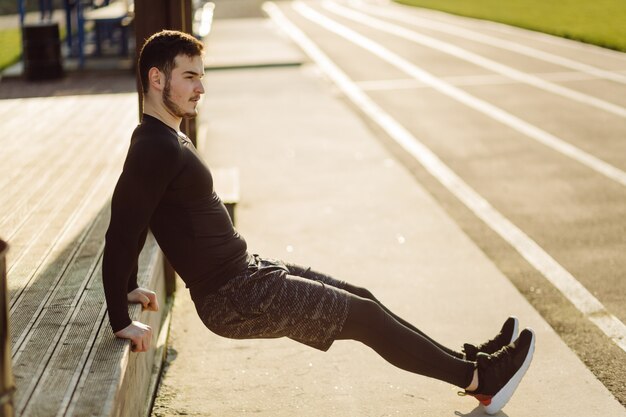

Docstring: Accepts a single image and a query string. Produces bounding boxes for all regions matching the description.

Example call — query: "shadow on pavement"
[0,69,136,99]
[455,406,510,416]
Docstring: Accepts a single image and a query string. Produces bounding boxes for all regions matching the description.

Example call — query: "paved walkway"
[150,17,626,417]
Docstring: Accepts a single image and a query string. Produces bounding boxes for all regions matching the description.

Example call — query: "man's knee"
[344,297,383,329]
[351,296,381,316]
[344,283,376,301]
[339,297,386,342]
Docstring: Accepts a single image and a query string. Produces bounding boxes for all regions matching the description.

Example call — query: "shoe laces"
[474,344,517,393]
[473,330,508,354]
[483,343,512,363]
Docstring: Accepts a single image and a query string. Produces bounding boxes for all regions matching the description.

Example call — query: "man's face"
[162,54,205,119]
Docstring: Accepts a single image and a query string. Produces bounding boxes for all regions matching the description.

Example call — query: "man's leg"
[336,295,475,388]
[285,263,465,359]
[197,257,533,414]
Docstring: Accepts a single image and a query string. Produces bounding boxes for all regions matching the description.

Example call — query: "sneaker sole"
[483,329,535,415]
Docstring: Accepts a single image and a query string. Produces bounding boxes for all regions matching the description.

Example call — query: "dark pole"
[133,0,195,295]
[0,239,14,417]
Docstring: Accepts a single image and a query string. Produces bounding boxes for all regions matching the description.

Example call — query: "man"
[103,30,534,415]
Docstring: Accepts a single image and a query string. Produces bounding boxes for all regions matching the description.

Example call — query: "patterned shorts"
[194,254,351,351]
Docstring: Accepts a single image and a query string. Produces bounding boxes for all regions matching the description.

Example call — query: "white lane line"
[356,71,615,92]
[540,71,626,83]
[263,1,626,353]
[292,2,626,188]
[356,78,427,91]
[349,0,626,85]
[326,1,626,118]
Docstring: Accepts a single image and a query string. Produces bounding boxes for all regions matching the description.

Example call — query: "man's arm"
[126,227,149,293]
[102,136,179,338]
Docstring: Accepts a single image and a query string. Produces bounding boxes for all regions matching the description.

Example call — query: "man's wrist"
[112,317,132,334]
[127,280,139,292]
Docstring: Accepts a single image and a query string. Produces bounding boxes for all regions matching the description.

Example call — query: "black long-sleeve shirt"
[103,114,249,332]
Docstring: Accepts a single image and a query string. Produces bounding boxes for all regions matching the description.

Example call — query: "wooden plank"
[0,96,126,234]
[6,148,116,305]
[64,238,166,417]
[8,113,130,409]
[3,95,132,297]
[0,97,23,122]
[10,203,109,357]
[0,116,82,222]
[0,94,133,176]
[0,96,82,175]
[1,91,167,417]
[20,237,161,416]
[0,95,132,243]
[17,264,106,417]
[0,99,60,138]
[0,124,77,203]
[0,124,73,199]
[11,205,112,413]
[5,134,119,299]
[14,231,163,417]
[6,154,110,306]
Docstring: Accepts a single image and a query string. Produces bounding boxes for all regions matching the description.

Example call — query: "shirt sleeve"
[103,137,179,332]
[126,227,148,294]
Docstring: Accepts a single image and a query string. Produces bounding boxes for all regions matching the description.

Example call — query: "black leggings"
[336,282,475,389]
[284,263,475,388]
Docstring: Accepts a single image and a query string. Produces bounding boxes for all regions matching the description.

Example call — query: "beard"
[163,78,197,119]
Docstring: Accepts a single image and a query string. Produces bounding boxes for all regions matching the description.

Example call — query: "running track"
[266,0,626,405]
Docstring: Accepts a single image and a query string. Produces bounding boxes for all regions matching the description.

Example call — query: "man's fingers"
[131,334,150,352]
[117,322,152,353]
[140,294,150,309]
[127,288,159,312]
[130,336,141,352]
[147,293,159,311]
[133,342,147,352]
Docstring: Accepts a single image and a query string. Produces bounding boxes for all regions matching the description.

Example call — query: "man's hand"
[127,287,159,312]
[114,321,153,352]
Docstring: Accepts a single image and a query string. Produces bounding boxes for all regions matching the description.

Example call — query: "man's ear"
[148,67,164,92]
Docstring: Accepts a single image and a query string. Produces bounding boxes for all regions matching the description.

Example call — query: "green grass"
[394,0,626,52]
[0,28,21,71]
[0,27,68,72]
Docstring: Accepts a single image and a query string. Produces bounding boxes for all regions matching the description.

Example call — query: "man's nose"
[196,81,205,94]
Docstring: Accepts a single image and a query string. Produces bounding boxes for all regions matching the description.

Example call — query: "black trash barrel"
[22,22,64,81]
[0,239,14,417]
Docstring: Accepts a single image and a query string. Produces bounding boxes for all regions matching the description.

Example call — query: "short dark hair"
[138,30,204,93]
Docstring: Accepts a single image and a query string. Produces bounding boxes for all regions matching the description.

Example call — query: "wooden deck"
[0,88,170,417]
